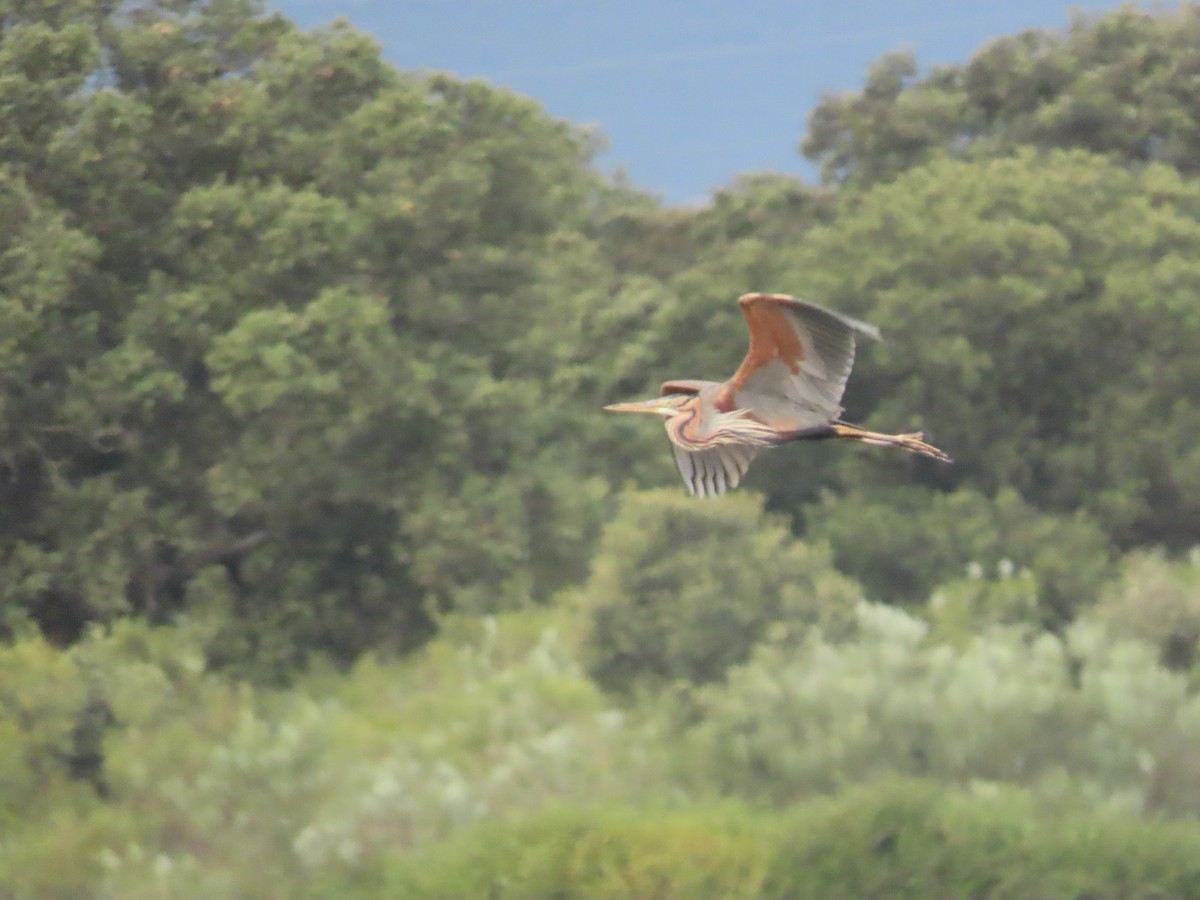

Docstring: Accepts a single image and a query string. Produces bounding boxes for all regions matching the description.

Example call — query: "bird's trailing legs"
[829,422,952,463]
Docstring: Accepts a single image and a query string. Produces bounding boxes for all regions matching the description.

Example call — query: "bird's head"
[602,394,692,419]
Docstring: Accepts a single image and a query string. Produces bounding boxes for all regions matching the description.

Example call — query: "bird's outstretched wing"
[671,443,758,498]
[716,293,881,431]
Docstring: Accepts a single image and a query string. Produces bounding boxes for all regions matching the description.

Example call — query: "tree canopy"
[1,0,637,672]
[803,5,1200,186]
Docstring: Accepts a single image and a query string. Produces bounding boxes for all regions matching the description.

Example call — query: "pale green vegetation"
[3,1,1200,897]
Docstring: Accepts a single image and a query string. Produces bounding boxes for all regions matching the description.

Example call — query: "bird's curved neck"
[664,395,780,450]
[664,397,710,449]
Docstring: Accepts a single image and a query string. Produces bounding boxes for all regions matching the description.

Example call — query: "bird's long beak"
[603,398,674,416]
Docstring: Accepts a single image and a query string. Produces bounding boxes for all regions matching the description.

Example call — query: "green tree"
[581,489,861,694]
[0,0,639,673]
[778,149,1200,551]
[804,5,1200,187]
[1091,549,1200,671]
[805,486,1111,627]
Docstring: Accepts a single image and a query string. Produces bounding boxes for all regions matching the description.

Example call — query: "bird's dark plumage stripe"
[659,379,709,396]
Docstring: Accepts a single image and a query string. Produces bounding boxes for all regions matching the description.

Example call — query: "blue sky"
[273,1,1154,204]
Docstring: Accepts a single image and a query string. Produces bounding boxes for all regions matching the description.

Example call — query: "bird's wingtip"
[859,320,883,342]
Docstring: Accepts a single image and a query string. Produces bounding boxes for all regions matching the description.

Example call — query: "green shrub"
[1,607,686,899]
[686,603,1200,815]
[0,619,222,899]
[349,782,1200,900]
[6,602,1200,898]
[806,486,1113,625]
[369,804,772,900]
[288,607,676,878]
[1091,549,1200,670]
[0,635,95,826]
[763,780,1200,900]
[581,489,862,694]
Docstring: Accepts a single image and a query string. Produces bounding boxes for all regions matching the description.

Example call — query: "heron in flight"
[604,292,950,497]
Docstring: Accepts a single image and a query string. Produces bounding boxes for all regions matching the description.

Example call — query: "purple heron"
[604,292,950,497]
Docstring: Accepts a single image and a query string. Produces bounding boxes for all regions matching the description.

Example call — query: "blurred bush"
[370,804,773,900]
[806,486,1113,625]
[686,602,1200,817]
[579,489,862,694]
[367,781,1200,900]
[926,561,1040,644]
[0,635,94,825]
[5,595,1200,897]
[1091,549,1200,671]
[0,607,679,899]
[761,779,1200,900]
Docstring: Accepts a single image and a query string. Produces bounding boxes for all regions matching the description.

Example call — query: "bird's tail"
[830,422,952,463]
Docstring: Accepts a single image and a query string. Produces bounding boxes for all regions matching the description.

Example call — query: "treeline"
[3,0,1200,897]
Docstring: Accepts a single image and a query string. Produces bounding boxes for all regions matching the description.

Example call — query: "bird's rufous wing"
[715,293,880,430]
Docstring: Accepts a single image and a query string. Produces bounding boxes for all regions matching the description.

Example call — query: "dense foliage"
[803,5,1200,186]
[5,605,1200,898]
[581,489,860,692]
[3,1,1200,896]
[0,0,630,674]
